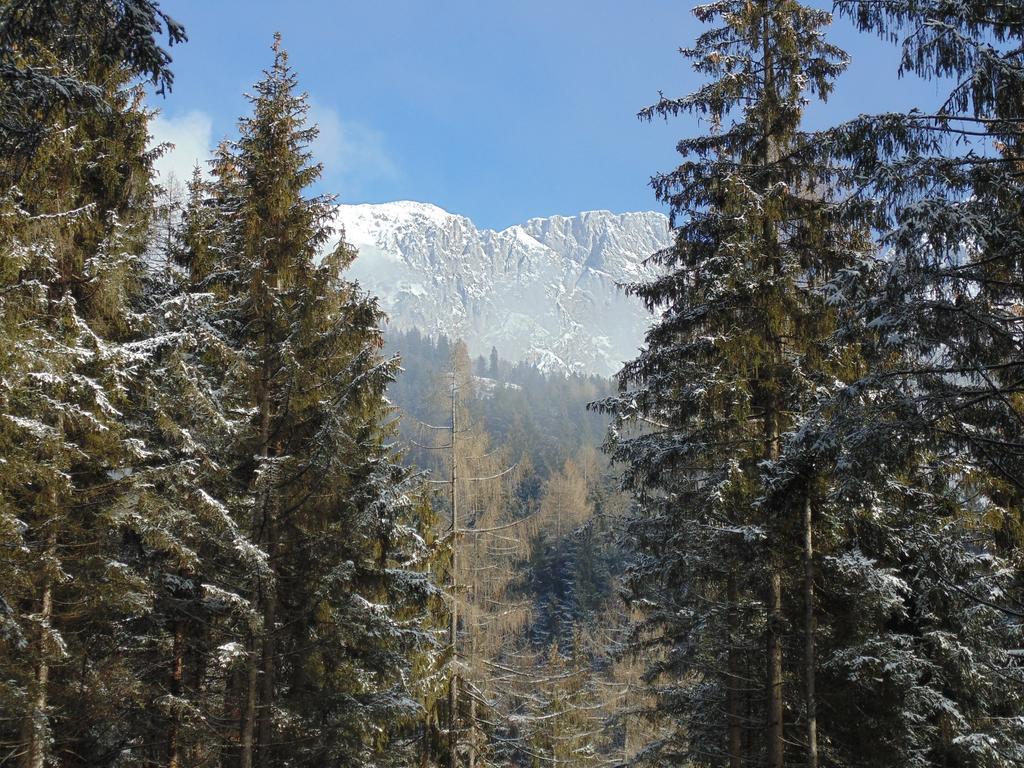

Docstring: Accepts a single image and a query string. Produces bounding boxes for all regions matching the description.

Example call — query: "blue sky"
[149,1,936,231]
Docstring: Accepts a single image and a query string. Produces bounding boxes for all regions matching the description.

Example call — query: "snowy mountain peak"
[348,199,457,223]
[338,201,463,247]
[332,203,671,377]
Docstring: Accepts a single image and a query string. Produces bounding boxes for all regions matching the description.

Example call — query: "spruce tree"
[827,0,1024,606]
[0,0,185,182]
[797,1,1024,762]
[0,47,182,761]
[205,36,431,767]
[598,2,864,765]
[120,162,265,768]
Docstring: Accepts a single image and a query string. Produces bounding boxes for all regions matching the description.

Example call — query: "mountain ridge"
[331,201,671,376]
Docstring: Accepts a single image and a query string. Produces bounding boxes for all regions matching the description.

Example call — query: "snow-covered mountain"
[331,201,671,377]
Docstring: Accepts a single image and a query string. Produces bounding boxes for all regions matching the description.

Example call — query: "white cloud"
[147,105,395,197]
[309,103,398,192]
[149,110,213,187]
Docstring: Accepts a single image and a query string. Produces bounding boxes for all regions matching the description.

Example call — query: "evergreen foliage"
[2,2,1023,767]
[598,1,862,764]
[0,0,185,181]
[601,1,1024,766]
[171,37,431,767]
[1,18,433,768]
[0,45,170,768]
[817,1,1024,762]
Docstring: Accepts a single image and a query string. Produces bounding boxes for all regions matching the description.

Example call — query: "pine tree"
[0,41,187,760]
[0,24,441,765]
[489,347,499,379]
[597,2,867,765]
[0,0,185,181]
[117,160,268,768]
[793,1,1024,762]
[202,35,431,767]
[827,0,1024,612]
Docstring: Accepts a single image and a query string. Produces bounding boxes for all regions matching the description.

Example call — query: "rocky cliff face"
[332,201,670,377]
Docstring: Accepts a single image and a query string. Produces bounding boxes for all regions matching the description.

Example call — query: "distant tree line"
[388,336,641,768]
[385,328,614,480]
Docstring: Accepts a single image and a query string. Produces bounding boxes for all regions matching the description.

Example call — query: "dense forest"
[384,330,642,767]
[0,1,1022,768]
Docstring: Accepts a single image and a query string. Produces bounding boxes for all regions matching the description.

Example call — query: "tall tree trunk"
[20,529,55,768]
[468,690,476,768]
[448,375,459,768]
[726,573,743,768]
[764,410,784,767]
[256,527,277,768]
[254,335,277,768]
[467,631,477,768]
[240,633,259,768]
[767,568,784,768]
[803,496,818,768]
[421,710,431,768]
[223,662,241,767]
[168,619,187,768]
[744,654,754,759]
[760,4,785,759]
[763,378,785,767]
[623,687,631,764]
